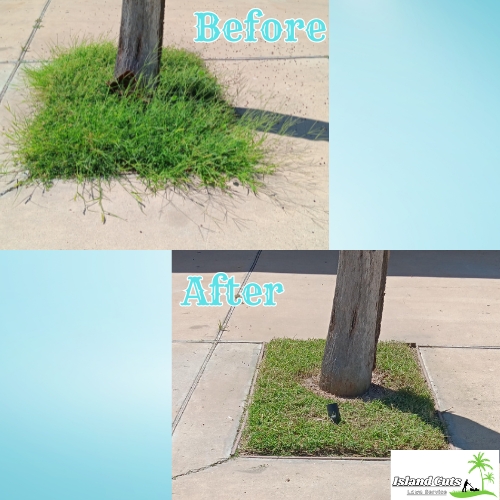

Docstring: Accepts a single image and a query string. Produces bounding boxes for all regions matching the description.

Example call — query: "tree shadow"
[172,250,337,275]
[440,412,500,459]
[354,386,500,461]
[173,250,500,277]
[337,384,447,435]
[387,251,500,279]
[378,386,444,429]
[234,107,329,142]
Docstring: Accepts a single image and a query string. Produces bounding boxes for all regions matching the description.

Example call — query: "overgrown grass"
[5,41,278,192]
[240,339,448,457]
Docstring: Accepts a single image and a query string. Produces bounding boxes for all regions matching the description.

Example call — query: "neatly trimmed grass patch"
[450,491,497,498]
[240,339,448,457]
[5,41,276,191]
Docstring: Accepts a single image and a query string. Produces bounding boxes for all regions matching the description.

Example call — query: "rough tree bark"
[114,0,166,86]
[319,250,390,397]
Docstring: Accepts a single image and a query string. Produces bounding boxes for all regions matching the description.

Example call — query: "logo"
[452,452,496,498]
[391,450,499,499]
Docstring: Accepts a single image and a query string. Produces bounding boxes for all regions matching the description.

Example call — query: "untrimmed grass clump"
[240,339,448,457]
[5,41,276,191]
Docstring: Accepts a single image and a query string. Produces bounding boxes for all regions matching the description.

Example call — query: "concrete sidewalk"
[0,0,328,249]
[172,251,500,499]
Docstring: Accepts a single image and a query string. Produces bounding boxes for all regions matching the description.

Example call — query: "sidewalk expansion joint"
[173,340,265,344]
[172,251,263,434]
[0,60,45,64]
[0,55,328,66]
[417,345,500,350]
[204,55,328,61]
[240,455,391,462]
[0,0,53,104]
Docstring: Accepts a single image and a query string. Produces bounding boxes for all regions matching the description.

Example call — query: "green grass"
[5,41,278,192]
[239,339,448,457]
[450,491,497,498]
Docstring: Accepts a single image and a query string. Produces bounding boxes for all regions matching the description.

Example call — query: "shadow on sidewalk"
[441,412,500,459]
[234,107,329,141]
[173,251,500,279]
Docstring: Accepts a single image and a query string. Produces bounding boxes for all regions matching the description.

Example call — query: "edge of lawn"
[231,340,451,459]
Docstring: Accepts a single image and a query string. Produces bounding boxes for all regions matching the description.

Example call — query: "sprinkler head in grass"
[327,403,341,424]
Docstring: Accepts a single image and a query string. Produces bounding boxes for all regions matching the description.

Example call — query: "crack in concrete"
[172,453,392,480]
[172,457,233,480]
[0,0,53,104]
[172,453,391,480]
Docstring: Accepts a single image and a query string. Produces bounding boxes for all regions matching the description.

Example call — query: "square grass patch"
[4,41,277,192]
[239,339,448,457]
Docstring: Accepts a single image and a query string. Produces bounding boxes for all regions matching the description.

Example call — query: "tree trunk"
[319,250,389,397]
[114,0,166,86]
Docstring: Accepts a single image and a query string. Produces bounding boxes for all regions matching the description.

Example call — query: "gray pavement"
[0,0,48,61]
[173,342,212,418]
[173,251,500,499]
[172,250,258,340]
[28,0,328,60]
[173,457,391,500]
[0,0,328,249]
[173,251,500,345]
[0,65,14,89]
[420,347,500,451]
[173,343,262,476]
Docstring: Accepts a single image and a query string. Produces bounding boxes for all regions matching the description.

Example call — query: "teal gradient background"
[0,251,171,500]
[330,0,500,248]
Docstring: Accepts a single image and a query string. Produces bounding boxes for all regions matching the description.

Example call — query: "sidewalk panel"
[164,0,329,59]
[224,271,500,346]
[0,64,15,90]
[173,249,255,340]
[223,271,334,341]
[420,347,500,450]
[0,0,48,61]
[208,58,328,123]
[0,64,27,150]
[381,277,500,346]
[173,342,212,420]
[28,0,121,59]
[172,343,261,476]
[173,457,390,500]
[30,0,328,59]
